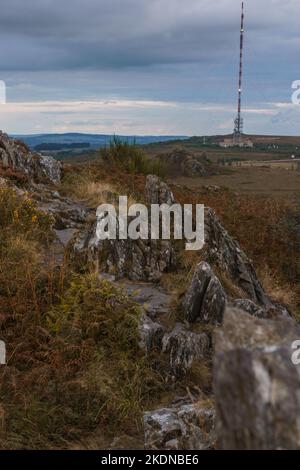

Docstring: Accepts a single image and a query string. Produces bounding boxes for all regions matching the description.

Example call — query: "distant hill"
[11,133,188,151]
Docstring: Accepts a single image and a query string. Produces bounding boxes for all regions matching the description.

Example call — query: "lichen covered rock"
[162,324,210,377]
[182,262,226,324]
[231,298,267,318]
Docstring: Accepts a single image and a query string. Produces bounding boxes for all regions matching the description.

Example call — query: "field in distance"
[142,134,300,198]
[170,166,300,198]
[144,134,300,164]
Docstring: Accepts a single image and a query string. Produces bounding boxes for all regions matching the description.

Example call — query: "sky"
[0,0,300,136]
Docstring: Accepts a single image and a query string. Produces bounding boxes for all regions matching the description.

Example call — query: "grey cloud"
[1,0,299,136]
[0,0,299,72]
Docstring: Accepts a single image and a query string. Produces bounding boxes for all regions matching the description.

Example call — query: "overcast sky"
[0,0,299,135]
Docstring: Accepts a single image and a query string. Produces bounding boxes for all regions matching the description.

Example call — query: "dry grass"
[0,187,164,449]
[170,182,299,315]
[61,168,137,209]
[214,268,244,299]
[61,171,117,207]
[172,167,300,198]
[258,267,298,311]
[186,360,213,395]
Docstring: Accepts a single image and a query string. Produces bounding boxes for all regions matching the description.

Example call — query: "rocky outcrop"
[156,148,209,177]
[144,403,215,450]
[182,262,226,324]
[73,228,176,282]
[214,308,300,450]
[72,175,177,281]
[162,324,210,377]
[0,131,61,184]
[205,208,269,306]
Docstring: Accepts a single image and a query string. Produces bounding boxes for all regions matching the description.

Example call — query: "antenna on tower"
[233,1,245,145]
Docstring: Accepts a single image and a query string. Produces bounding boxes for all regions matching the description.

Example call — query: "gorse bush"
[0,188,55,323]
[0,187,53,242]
[101,136,167,177]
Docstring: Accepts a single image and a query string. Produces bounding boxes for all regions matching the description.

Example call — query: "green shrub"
[101,136,166,177]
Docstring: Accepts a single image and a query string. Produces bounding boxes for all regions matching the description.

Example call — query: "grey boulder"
[162,324,210,377]
[182,262,226,324]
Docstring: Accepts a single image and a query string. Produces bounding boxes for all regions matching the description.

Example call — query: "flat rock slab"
[119,280,173,319]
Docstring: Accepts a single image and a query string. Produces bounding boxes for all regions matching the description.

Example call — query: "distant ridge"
[11,133,188,150]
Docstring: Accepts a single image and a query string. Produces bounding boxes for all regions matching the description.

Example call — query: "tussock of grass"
[61,171,118,208]
[186,360,213,395]
[61,167,137,209]
[259,267,298,312]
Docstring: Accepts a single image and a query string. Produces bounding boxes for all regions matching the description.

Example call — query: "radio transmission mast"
[233,1,245,145]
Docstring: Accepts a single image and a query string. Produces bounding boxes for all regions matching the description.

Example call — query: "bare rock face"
[204,208,269,306]
[162,324,210,377]
[144,404,215,450]
[182,262,226,324]
[214,308,300,450]
[0,131,61,184]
